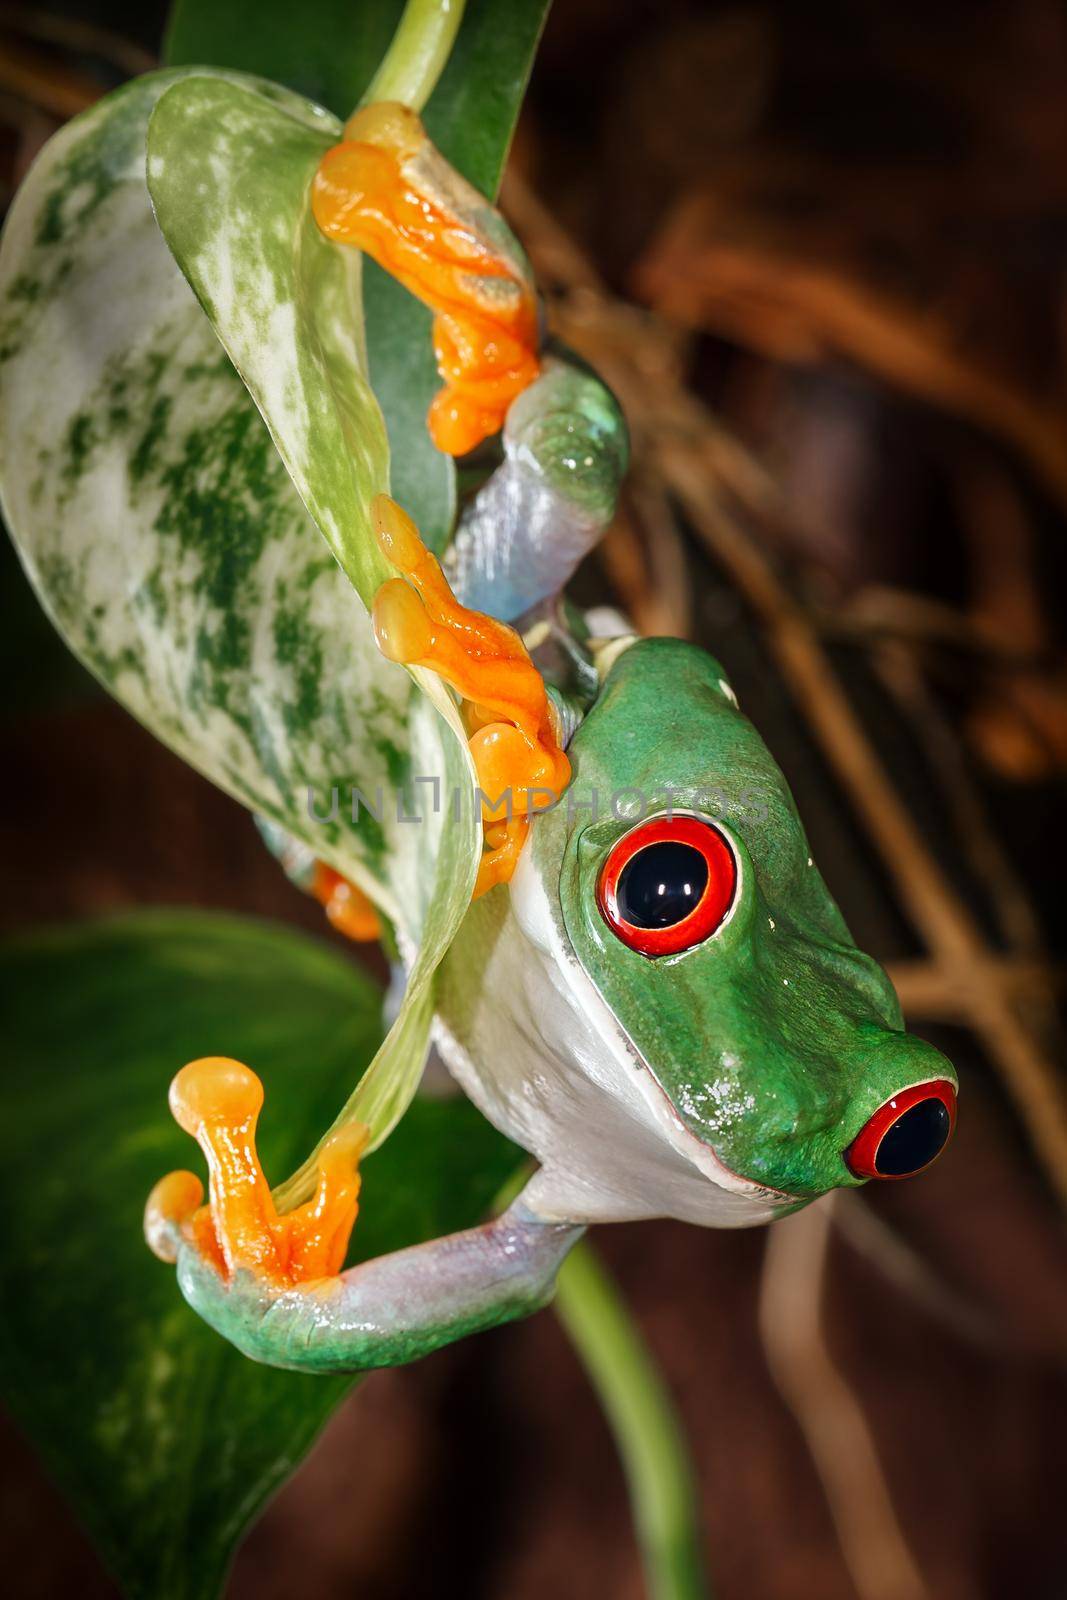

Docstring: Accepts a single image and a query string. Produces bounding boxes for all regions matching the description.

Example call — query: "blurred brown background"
[2,1,1067,1596]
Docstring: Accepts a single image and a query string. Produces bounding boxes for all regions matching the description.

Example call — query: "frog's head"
[530,637,956,1202]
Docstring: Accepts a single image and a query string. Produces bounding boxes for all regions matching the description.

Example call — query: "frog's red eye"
[597,816,737,957]
[845,1080,957,1180]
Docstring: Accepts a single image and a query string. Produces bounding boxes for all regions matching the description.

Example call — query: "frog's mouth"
[613,1019,805,1210]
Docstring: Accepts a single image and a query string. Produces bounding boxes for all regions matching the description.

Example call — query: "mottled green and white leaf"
[142,71,487,1171]
[0,70,478,1160]
[145,74,390,602]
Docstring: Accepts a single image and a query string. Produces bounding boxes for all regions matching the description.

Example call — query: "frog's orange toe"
[469,721,566,819]
[428,389,503,458]
[311,862,382,943]
[475,817,531,897]
[286,1121,370,1281]
[144,1169,204,1263]
[169,1056,262,1138]
[373,577,433,663]
[164,1057,283,1281]
[372,491,426,569]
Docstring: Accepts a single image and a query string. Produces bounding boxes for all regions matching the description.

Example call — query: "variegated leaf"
[143,71,483,1175]
[145,73,389,602]
[0,69,479,1165]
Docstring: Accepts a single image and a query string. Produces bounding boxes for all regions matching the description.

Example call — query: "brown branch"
[0,34,104,120]
[873,644,1043,956]
[885,957,1067,1021]
[759,1198,933,1600]
[615,477,694,640]
[824,586,1046,668]
[832,1193,999,1350]
[634,197,1067,516]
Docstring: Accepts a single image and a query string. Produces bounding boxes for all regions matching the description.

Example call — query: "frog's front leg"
[145,1057,582,1373]
[313,101,540,457]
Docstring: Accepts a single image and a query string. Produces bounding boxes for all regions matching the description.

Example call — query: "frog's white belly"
[434,846,795,1229]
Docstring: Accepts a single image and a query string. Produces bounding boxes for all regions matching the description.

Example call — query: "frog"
[139,100,958,1375]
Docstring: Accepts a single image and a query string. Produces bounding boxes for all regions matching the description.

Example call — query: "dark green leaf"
[163,0,549,191]
[164,0,406,120]
[0,911,518,1600]
[362,267,454,551]
[421,0,551,197]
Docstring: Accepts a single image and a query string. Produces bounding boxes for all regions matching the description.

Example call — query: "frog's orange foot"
[370,494,569,892]
[311,861,381,942]
[312,102,540,456]
[144,1057,367,1289]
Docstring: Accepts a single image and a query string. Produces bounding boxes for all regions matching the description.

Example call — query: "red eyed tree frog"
[139,101,958,1375]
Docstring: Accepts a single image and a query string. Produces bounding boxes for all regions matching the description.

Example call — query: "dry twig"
[635,195,1067,517]
[759,1198,932,1600]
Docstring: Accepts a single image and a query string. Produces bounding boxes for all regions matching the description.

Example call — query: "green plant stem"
[554,1241,710,1600]
[359,0,466,116]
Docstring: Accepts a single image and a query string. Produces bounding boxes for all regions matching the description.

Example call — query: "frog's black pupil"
[876,1098,951,1176]
[616,842,709,929]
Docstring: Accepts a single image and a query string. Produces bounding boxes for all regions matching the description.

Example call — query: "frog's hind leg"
[445,354,629,622]
[147,1057,582,1373]
[176,1189,583,1374]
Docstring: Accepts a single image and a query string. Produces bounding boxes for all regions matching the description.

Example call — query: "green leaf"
[164,0,407,123]
[420,0,550,198]
[0,71,415,923]
[0,911,518,1600]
